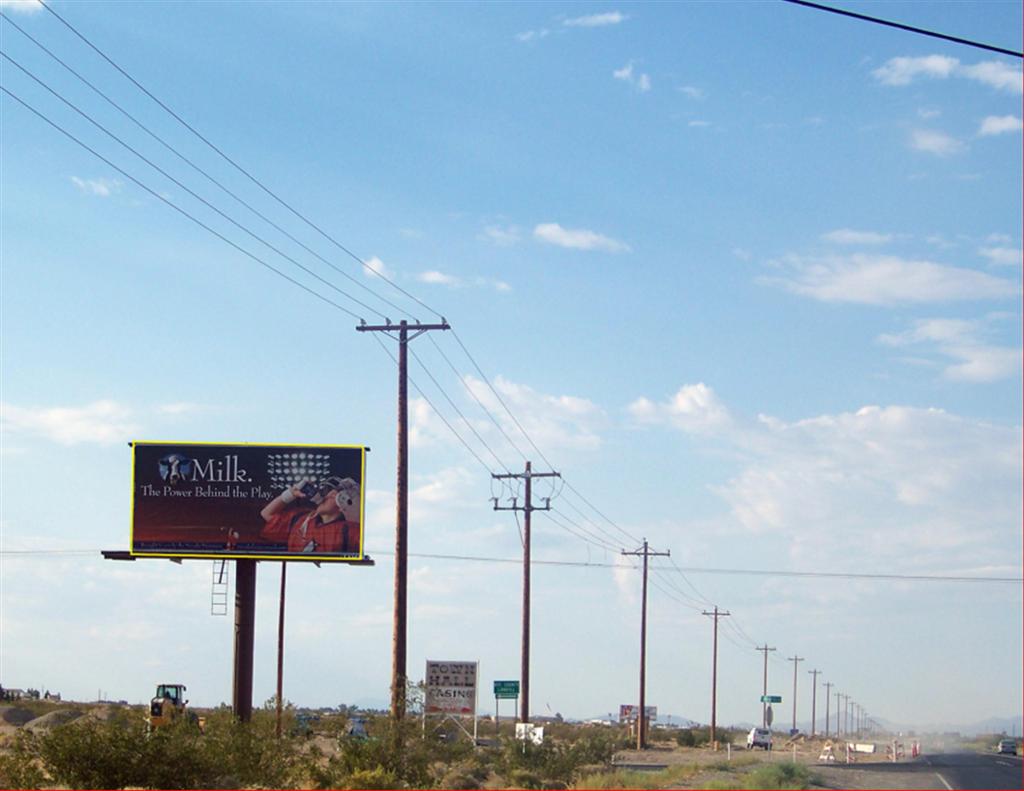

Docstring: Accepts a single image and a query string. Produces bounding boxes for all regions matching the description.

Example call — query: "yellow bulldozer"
[147,683,205,732]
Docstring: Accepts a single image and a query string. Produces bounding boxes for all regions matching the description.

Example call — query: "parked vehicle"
[746,727,772,750]
[997,739,1017,755]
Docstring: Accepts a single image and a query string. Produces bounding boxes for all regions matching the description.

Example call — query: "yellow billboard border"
[130,440,368,563]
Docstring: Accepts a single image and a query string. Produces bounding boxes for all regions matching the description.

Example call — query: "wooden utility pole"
[756,644,776,728]
[622,539,670,749]
[357,319,450,719]
[788,656,804,734]
[807,669,821,737]
[823,681,833,737]
[701,607,730,746]
[844,695,851,736]
[492,461,559,724]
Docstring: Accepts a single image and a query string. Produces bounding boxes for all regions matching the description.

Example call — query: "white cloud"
[1,400,139,445]
[516,28,550,43]
[417,270,461,287]
[564,11,626,27]
[765,253,1018,305]
[879,317,1021,383]
[0,0,43,12]
[872,55,958,85]
[628,383,731,434]
[873,55,1022,94]
[613,61,651,93]
[687,120,711,128]
[534,222,630,253]
[821,229,893,245]
[363,255,391,279]
[479,225,521,246]
[70,177,122,197]
[910,129,964,156]
[978,246,1021,266]
[978,115,1023,136]
[960,61,1023,94]
[678,86,703,100]
[463,374,606,453]
[917,108,941,120]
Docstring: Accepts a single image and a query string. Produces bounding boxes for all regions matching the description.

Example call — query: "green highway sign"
[494,680,520,698]
[760,695,782,703]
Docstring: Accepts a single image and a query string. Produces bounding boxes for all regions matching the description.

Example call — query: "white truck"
[746,727,772,750]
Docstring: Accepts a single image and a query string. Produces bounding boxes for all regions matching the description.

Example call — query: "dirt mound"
[24,709,85,731]
[0,706,37,726]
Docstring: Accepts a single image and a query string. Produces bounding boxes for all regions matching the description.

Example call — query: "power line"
[0,11,412,323]
[781,0,1024,58]
[1,86,364,321]
[37,0,447,321]
[0,51,389,321]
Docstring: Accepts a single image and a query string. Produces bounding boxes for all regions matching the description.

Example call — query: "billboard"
[619,705,657,723]
[424,661,477,715]
[131,441,366,561]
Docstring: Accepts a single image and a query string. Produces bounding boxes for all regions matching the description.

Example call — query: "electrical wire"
[1,86,364,321]
[38,0,448,321]
[0,12,413,323]
[780,0,1024,58]
[0,51,389,321]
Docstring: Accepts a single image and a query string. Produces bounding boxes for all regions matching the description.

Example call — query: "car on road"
[997,739,1017,755]
[746,727,772,750]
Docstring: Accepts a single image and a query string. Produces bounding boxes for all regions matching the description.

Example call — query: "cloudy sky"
[1,0,1020,731]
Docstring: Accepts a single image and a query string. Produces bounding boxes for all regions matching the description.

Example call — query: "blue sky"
[1,0,1021,731]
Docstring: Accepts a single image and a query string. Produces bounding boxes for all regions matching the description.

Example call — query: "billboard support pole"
[357,319,450,720]
[275,561,287,738]
[233,558,257,723]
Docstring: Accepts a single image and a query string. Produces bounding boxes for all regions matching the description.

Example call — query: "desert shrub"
[308,714,470,789]
[743,762,812,789]
[0,730,47,789]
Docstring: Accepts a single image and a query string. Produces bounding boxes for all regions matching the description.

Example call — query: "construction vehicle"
[147,684,205,732]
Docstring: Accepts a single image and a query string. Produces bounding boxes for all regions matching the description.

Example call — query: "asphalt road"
[817,752,1024,790]
[917,751,1024,790]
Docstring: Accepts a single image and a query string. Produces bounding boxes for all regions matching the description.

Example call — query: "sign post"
[493,680,519,738]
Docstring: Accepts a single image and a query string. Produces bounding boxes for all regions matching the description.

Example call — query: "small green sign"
[760,695,782,703]
[494,680,520,698]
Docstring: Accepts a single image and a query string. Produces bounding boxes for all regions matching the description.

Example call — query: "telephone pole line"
[493,461,560,724]
[807,669,821,737]
[702,606,730,745]
[622,539,670,749]
[357,318,450,719]
[842,694,851,737]
[823,681,834,738]
[756,644,776,728]
[835,690,842,736]
[788,656,804,734]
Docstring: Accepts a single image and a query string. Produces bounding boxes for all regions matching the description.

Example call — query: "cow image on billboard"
[131,441,366,561]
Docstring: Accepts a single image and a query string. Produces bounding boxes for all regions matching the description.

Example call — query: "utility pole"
[807,669,821,737]
[756,644,776,728]
[493,461,560,725]
[823,681,833,738]
[357,318,450,719]
[702,606,730,746]
[842,694,850,737]
[788,656,804,734]
[834,690,841,737]
[622,539,670,749]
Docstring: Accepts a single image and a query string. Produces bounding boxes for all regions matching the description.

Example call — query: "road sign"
[766,705,774,727]
[760,695,783,703]
[494,680,519,698]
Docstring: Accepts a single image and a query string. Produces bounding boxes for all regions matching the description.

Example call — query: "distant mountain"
[873,714,1022,738]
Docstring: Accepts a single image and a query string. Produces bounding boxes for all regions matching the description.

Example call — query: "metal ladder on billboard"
[211,560,229,616]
